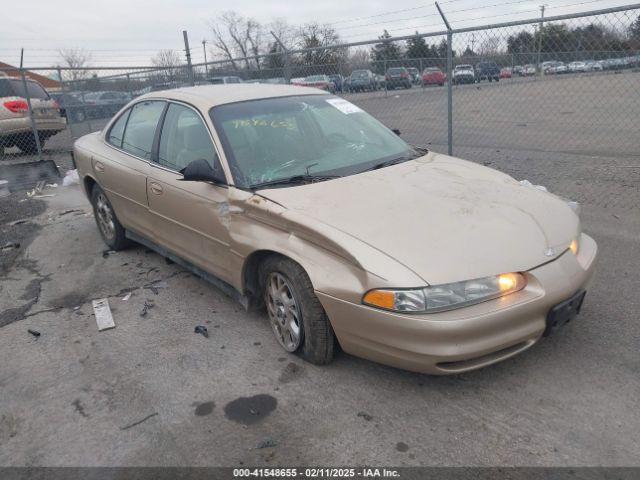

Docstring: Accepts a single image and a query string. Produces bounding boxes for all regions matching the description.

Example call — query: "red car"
[500,68,513,79]
[422,67,446,86]
[301,75,336,93]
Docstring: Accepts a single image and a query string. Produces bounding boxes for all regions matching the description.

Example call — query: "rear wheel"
[90,184,130,250]
[260,256,335,365]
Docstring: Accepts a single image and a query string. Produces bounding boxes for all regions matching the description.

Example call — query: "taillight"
[3,100,29,114]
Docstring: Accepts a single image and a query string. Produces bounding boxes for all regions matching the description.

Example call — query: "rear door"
[93,100,166,239]
[147,102,234,282]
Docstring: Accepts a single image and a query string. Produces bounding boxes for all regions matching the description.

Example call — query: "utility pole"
[537,4,546,76]
[183,30,194,86]
[202,39,209,78]
[19,48,43,160]
[470,33,476,55]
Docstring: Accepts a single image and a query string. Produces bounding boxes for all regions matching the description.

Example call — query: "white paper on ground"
[92,299,115,331]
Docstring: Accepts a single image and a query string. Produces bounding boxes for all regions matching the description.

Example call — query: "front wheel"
[90,184,130,250]
[260,256,335,365]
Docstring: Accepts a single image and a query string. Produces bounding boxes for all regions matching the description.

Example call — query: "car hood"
[257,152,579,285]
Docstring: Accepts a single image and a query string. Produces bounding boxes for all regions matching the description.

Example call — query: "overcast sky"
[0,0,633,68]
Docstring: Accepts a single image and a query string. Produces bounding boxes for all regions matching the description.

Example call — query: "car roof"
[138,84,328,109]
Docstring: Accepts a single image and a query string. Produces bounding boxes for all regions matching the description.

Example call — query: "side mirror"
[179,158,226,185]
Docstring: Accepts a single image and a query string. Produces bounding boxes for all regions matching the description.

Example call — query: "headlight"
[569,237,579,255]
[362,273,527,313]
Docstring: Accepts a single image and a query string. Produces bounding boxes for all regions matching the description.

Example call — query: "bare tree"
[348,48,371,71]
[208,11,265,71]
[299,23,346,68]
[151,49,183,82]
[58,49,92,82]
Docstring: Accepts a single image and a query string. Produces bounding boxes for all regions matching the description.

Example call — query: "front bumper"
[317,233,598,374]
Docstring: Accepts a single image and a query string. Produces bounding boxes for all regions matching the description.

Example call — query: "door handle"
[149,182,163,195]
[94,161,105,173]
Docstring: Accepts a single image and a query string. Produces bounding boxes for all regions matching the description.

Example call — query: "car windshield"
[456,65,472,70]
[305,75,326,81]
[352,71,368,78]
[210,94,418,189]
[388,68,405,74]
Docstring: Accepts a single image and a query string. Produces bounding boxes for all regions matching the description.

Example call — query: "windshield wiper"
[359,152,421,173]
[250,174,340,190]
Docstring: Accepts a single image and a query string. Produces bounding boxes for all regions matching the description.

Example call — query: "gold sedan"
[74,84,597,374]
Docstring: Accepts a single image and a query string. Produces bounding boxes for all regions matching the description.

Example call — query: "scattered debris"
[102,249,116,258]
[612,213,620,220]
[256,438,277,449]
[357,411,373,421]
[62,169,80,187]
[194,325,209,338]
[27,329,41,339]
[31,194,55,199]
[122,292,132,301]
[1,242,20,252]
[144,280,168,295]
[140,300,155,317]
[92,299,115,331]
[120,412,158,430]
[26,181,46,197]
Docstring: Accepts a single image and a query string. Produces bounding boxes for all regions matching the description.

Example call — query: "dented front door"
[147,165,234,282]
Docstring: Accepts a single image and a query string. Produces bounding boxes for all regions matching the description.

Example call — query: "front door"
[147,102,234,282]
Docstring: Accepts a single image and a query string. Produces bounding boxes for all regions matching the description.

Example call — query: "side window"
[121,101,165,159]
[107,109,131,148]
[157,103,218,172]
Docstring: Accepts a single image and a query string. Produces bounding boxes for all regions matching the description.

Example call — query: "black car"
[385,67,412,89]
[475,61,500,82]
[49,92,87,123]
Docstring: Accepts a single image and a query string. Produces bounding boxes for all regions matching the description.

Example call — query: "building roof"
[0,62,62,90]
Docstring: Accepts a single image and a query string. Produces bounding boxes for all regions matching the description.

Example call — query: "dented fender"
[224,188,425,304]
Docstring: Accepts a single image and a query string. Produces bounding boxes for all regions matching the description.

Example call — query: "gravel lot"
[0,71,639,467]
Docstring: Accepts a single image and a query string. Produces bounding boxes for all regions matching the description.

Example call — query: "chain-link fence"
[1,3,639,206]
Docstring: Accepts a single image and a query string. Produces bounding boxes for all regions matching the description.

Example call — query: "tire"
[259,255,335,365]
[90,184,130,250]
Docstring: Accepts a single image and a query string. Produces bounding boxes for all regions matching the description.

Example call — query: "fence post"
[19,49,43,161]
[436,2,453,156]
[183,30,195,86]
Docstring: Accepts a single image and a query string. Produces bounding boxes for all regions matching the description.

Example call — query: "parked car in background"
[523,64,537,76]
[74,84,597,374]
[83,91,132,119]
[208,76,243,84]
[375,74,386,90]
[349,70,377,92]
[568,61,587,73]
[385,67,412,89]
[499,67,512,79]
[49,91,87,123]
[328,74,344,92]
[513,65,524,76]
[452,64,475,84]
[0,76,66,153]
[421,67,446,86]
[302,75,336,93]
[475,61,500,82]
[406,67,421,85]
[584,60,603,71]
